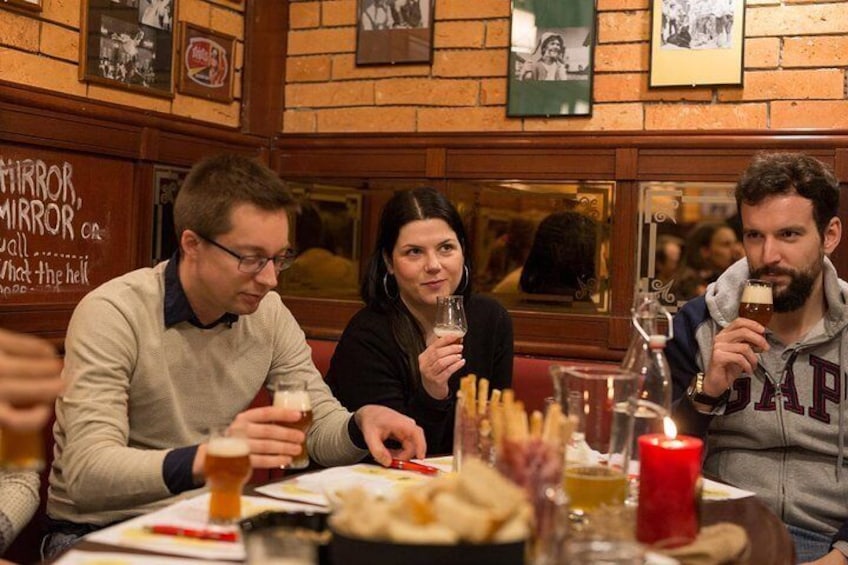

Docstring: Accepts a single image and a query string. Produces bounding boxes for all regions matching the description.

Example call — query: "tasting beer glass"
[274,379,313,470]
[550,365,638,514]
[205,426,251,524]
[739,279,773,326]
[0,414,45,471]
[434,295,467,340]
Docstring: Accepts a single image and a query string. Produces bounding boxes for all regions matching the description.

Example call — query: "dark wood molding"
[241,0,287,138]
[0,81,267,163]
[270,131,848,359]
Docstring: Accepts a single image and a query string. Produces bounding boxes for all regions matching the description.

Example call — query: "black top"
[325,295,513,455]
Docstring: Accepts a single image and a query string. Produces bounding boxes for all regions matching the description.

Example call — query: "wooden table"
[703,497,795,564]
[58,493,795,564]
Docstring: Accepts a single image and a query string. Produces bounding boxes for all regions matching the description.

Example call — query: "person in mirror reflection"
[325,187,513,455]
[0,329,63,554]
[280,201,357,293]
[491,211,599,306]
[479,217,534,291]
[654,234,684,285]
[666,153,848,565]
[672,220,740,301]
[41,155,425,558]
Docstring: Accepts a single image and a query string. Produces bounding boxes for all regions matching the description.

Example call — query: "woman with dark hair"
[325,188,513,455]
[519,211,598,296]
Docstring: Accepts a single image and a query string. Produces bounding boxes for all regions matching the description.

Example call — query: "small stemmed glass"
[434,295,467,340]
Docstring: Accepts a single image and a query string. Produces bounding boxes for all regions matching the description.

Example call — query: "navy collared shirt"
[163,251,239,329]
[161,251,237,495]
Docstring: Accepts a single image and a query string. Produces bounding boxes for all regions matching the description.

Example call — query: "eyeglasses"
[198,234,297,274]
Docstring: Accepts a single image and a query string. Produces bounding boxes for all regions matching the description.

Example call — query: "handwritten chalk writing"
[81,222,102,240]
[0,232,29,257]
[0,158,79,207]
[32,259,89,287]
[0,258,32,284]
[0,284,28,299]
[1,154,97,300]
[0,197,76,239]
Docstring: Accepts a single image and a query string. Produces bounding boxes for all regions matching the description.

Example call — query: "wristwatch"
[687,372,729,413]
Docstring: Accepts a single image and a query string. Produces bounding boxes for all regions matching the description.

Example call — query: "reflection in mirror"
[637,182,741,311]
[278,182,363,298]
[449,180,613,313]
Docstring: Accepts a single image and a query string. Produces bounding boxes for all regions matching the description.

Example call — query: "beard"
[751,261,820,313]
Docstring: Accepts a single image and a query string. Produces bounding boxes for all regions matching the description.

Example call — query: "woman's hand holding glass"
[420,295,468,399]
[418,337,465,400]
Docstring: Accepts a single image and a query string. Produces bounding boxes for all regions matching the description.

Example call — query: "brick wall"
[0,0,245,127]
[284,0,848,133]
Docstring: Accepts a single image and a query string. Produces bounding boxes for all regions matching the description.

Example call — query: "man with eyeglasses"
[41,154,426,557]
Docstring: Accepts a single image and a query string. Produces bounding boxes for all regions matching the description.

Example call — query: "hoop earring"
[382,272,399,299]
[456,264,469,294]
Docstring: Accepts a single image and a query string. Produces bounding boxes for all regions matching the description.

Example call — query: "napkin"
[656,522,750,565]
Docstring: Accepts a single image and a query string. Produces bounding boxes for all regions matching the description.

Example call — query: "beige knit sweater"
[48,262,365,526]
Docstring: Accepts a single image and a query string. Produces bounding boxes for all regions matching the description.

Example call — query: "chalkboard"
[0,146,136,305]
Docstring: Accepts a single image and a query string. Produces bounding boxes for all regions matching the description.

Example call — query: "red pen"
[145,524,239,542]
[389,458,441,476]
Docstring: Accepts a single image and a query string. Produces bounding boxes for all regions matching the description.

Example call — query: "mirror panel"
[637,181,739,311]
[449,180,614,314]
[278,182,363,297]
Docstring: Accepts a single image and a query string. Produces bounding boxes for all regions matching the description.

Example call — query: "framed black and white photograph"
[3,0,42,12]
[507,0,595,117]
[356,0,434,65]
[649,0,745,87]
[80,0,176,97]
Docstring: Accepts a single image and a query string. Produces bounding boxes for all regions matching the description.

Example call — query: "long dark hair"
[362,187,472,388]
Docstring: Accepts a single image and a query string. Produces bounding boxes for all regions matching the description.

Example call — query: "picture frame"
[177,23,236,103]
[152,165,189,265]
[355,0,434,65]
[2,0,42,12]
[649,0,745,87]
[80,0,176,98]
[507,0,595,117]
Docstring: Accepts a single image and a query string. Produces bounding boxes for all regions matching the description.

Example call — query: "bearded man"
[667,153,848,565]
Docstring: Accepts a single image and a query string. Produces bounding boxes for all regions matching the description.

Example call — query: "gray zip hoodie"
[668,257,848,539]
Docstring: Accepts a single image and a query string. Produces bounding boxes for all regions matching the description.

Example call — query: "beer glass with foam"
[739,279,773,326]
[0,409,45,471]
[434,295,467,340]
[205,426,251,524]
[274,379,313,470]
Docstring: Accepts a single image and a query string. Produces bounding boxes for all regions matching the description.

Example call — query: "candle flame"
[663,417,677,439]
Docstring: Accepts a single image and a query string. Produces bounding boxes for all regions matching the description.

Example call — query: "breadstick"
[477,378,489,417]
[529,410,543,438]
[466,374,477,418]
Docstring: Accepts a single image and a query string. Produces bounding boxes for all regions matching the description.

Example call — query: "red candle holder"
[636,432,703,548]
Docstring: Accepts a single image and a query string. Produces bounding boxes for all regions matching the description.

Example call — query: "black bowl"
[329,530,526,565]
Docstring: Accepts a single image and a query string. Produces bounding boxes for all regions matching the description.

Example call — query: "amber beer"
[0,421,45,472]
[739,279,774,326]
[204,432,251,524]
[273,380,313,470]
[563,464,629,513]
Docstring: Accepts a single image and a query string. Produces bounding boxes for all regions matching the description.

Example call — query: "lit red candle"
[636,418,703,548]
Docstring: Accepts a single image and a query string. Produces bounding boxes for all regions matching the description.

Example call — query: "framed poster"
[3,0,42,12]
[177,23,236,103]
[507,0,595,117]
[649,0,745,87]
[80,0,176,97]
[356,0,434,65]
